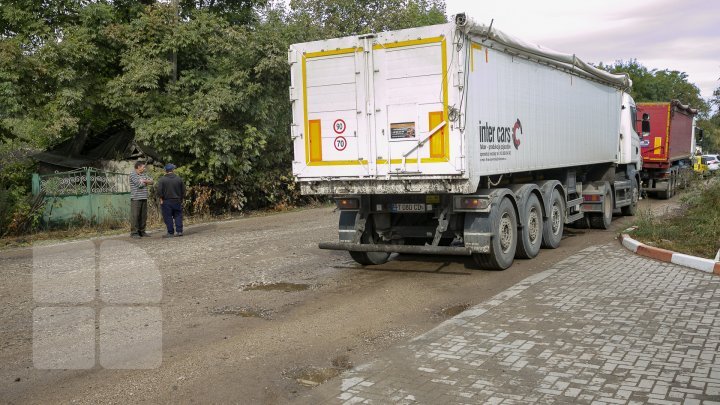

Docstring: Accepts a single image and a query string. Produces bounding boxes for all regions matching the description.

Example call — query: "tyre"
[473,197,517,270]
[659,180,671,200]
[621,178,638,216]
[515,193,543,259]
[541,188,565,249]
[589,182,613,229]
[348,234,391,265]
[339,212,391,266]
[569,215,589,229]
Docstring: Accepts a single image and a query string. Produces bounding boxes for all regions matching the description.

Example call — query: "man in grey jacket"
[157,163,185,237]
[129,161,154,238]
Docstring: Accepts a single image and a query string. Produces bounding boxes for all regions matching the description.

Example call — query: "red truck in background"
[636,100,698,199]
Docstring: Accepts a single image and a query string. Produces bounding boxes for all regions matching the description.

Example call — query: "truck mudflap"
[318,242,475,256]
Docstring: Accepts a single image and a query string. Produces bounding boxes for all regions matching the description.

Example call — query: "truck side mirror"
[641,113,650,137]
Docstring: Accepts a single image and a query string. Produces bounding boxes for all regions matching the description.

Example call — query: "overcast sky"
[446,0,719,104]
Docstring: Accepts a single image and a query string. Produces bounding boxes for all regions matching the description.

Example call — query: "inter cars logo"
[479,118,526,150]
[512,119,522,150]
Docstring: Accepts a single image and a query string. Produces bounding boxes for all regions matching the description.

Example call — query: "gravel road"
[0,197,677,404]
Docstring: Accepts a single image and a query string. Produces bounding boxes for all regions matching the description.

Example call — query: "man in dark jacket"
[157,163,185,237]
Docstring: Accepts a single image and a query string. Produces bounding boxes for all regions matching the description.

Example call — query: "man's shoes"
[175,232,183,237]
[139,231,150,237]
[131,234,141,239]
[162,233,174,238]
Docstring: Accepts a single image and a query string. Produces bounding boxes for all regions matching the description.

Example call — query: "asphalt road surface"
[0,197,679,404]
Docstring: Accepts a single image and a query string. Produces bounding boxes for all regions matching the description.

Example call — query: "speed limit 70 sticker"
[334,136,347,151]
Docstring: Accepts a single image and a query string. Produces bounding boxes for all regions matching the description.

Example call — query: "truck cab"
[619,94,642,171]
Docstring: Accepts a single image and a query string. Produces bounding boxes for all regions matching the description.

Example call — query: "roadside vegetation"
[630,177,720,258]
[0,0,446,237]
[0,197,330,249]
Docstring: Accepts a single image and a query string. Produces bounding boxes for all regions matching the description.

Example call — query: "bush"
[631,179,720,258]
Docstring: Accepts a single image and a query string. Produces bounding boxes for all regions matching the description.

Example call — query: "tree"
[697,82,720,153]
[599,60,709,116]
[288,0,446,39]
[0,0,449,228]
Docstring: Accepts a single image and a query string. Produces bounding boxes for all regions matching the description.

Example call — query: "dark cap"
[164,163,176,172]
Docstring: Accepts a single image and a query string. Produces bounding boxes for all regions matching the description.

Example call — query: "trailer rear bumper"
[318,242,475,256]
[300,178,472,196]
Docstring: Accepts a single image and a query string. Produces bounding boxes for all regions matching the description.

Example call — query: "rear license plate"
[390,203,426,212]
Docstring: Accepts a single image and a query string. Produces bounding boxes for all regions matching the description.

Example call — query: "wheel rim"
[499,213,513,253]
[528,207,540,243]
[551,203,561,235]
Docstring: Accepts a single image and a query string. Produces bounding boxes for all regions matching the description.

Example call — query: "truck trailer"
[636,101,698,199]
[288,14,644,269]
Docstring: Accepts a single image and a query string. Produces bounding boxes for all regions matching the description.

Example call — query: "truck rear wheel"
[621,178,638,216]
[515,193,543,259]
[473,197,517,270]
[339,212,391,266]
[668,176,676,198]
[658,180,671,200]
[541,189,564,248]
[589,182,613,229]
[348,233,391,266]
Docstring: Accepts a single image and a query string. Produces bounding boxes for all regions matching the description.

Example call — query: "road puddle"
[243,282,310,292]
[285,355,352,387]
[439,303,471,318]
[285,366,343,387]
[210,306,271,319]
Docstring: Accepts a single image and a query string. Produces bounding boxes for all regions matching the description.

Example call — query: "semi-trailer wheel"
[348,233,391,265]
[589,182,613,229]
[621,178,638,216]
[541,188,564,249]
[339,211,391,266]
[515,193,543,259]
[473,197,517,270]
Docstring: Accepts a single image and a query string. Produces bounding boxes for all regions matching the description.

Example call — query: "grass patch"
[630,179,720,258]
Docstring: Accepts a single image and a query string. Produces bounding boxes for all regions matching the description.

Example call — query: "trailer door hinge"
[288,49,298,65]
[291,125,301,140]
[289,86,300,101]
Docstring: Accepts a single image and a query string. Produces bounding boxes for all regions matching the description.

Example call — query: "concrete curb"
[619,232,720,276]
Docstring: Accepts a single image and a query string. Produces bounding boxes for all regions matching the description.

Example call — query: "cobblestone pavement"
[304,243,720,404]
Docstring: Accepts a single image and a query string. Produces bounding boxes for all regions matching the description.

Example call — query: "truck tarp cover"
[458,14,631,89]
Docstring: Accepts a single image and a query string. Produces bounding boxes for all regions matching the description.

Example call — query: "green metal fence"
[32,168,131,225]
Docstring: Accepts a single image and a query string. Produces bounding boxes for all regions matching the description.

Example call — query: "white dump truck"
[288,14,645,269]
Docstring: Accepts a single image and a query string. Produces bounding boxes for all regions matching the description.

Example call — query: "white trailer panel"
[289,18,630,195]
[464,42,623,177]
